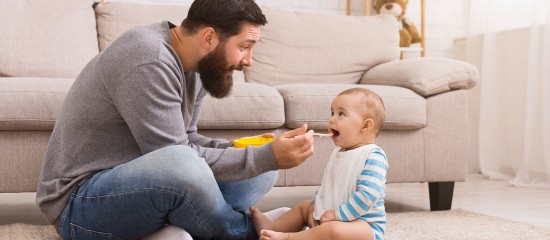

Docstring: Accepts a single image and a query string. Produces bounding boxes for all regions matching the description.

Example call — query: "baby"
[251,87,388,240]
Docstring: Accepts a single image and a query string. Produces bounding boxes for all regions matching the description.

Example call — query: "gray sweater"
[36,22,277,223]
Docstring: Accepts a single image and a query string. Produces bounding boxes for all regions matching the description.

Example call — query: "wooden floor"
[384,174,550,228]
[1,174,550,228]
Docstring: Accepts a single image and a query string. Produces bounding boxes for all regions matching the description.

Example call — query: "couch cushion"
[197,82,285,129]
[276,84,426,130]
[95,2,190,51]
[0,77,74,130]
[0,79,283,131]
[244,8,400,86]
[361,57,479,97]
[0,0,99,78]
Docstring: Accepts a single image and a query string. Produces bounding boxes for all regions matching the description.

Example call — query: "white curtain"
[467,0,550,188]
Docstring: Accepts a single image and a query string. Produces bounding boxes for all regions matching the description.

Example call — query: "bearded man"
[36,0,314,239]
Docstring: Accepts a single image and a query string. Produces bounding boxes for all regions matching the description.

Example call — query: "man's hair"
[338,88,386,135]
[182,0,267,40]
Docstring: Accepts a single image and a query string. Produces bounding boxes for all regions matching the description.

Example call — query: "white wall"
[114,0,470,58]
[349,0,470,58]
[259,0,470,58]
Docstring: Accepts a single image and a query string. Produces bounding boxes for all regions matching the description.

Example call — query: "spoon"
[313,133,333,137]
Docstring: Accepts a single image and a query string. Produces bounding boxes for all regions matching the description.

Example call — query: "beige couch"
[0,0,478,214]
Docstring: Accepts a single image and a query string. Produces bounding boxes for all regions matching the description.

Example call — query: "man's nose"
[240,52,253,67]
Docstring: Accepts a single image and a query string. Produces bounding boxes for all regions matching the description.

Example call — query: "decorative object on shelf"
[373,0,420,48]
[346,0,426,57]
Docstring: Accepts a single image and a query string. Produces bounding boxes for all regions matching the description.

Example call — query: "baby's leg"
[261,219,374,240]
[251,200,311,235]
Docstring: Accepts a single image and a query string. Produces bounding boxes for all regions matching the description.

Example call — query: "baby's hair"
[338,88,386,135]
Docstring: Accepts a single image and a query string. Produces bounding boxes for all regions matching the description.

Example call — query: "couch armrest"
[360,57,479,97]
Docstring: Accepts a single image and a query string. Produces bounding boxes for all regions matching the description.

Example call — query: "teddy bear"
[373,0,421,47]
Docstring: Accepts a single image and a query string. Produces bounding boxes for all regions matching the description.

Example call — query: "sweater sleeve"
[111,61,278,182]
[335,149,388,222]
[186,85,234,149]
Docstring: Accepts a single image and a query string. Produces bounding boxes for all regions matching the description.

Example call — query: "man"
[36,0,314,239]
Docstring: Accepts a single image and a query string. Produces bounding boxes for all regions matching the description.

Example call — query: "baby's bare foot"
[260,230,289,240]
[250,206,275,236]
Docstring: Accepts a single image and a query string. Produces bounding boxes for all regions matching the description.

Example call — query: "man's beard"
[197,42,235,99]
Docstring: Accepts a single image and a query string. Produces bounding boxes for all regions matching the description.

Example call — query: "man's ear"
[199,27,219,51]
[363,119,375,133]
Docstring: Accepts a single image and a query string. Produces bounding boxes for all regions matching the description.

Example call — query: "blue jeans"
[56,145,278,240]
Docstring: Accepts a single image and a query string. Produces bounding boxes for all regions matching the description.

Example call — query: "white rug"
[1,209,549,239]
[386,209,550,239]
[0,223,58,240]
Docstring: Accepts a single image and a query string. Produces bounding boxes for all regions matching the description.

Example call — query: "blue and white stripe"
[337,148,388,237]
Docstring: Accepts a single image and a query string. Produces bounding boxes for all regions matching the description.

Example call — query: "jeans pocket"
[70,223,122,240]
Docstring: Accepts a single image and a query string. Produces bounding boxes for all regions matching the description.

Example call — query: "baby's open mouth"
[331,129,340,137]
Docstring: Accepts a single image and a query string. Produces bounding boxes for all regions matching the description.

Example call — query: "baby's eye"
[338,111,345,117]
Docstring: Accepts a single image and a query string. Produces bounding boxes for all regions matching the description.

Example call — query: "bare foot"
[260,230,290,240]
[250,206,275,236]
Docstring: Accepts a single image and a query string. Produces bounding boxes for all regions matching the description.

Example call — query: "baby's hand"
[307,202,319,228]
[320,209,336,224]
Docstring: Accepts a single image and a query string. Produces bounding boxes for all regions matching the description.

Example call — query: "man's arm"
[110,61,277,182]
[187,80,314,172]
[111,61,314,182]
[186,86,234,149]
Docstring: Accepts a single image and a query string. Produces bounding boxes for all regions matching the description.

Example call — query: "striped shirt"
[313,144,388,239]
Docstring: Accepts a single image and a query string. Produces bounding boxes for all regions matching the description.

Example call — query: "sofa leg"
[428,182,454,211]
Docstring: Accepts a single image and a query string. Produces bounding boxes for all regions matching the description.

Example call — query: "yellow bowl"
[233,136,274,148]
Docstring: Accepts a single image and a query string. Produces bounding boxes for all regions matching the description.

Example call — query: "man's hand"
[307,202,320,228]
[319,209,336,224]
[242,133,275,139]
[260,133,276,138]
[272,124,314,169]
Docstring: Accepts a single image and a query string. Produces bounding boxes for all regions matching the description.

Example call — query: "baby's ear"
[363,119,375,132]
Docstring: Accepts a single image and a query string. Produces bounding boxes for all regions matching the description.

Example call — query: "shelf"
[346,0,426,58]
